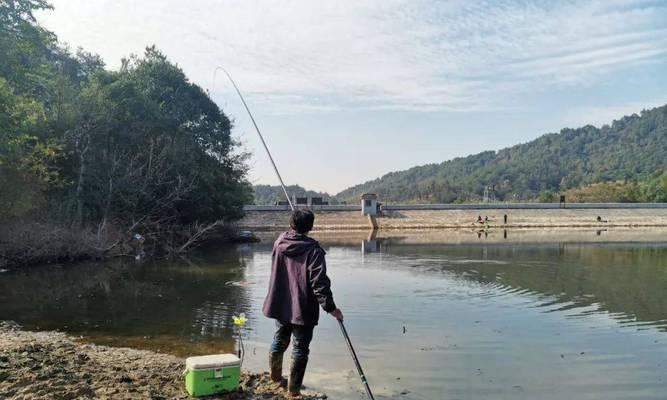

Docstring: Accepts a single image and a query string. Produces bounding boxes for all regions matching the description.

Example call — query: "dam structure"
[240,195,667,231]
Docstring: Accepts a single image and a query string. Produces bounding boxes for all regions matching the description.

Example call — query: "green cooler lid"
[186,354,241,370]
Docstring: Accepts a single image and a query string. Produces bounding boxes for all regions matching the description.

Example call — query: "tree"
[1,0,253,266]
[639,172,667,202]
[61,48,251,227]
[0,77,60,218]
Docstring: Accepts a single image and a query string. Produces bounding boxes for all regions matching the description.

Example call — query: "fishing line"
[216,67,374,400]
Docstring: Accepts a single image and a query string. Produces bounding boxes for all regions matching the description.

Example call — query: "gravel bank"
[0,322,326,400]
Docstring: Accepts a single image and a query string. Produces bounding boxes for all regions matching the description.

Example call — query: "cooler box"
[184,354,241,397]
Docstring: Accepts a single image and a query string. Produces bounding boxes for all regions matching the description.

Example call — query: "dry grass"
[0,221,105,269]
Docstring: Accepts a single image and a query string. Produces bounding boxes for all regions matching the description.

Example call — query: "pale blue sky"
[38,0,667,193]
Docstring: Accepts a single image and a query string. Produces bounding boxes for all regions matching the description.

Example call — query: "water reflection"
[373,241,667,331]
[362,230,380,254]
[1,230,667,399]
[2,231,667,338]
[0,247,254,355]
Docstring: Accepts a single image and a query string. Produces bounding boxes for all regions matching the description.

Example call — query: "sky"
[37,0,667,194]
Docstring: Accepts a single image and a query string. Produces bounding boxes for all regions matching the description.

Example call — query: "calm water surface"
[1,231,667,399]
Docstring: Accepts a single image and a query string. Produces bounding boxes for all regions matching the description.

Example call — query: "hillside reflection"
[362,239,667,332]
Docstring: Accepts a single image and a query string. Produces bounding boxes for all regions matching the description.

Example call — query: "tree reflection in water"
[0,246,254,356]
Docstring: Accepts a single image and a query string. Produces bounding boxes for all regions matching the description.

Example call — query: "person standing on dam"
[263,209,344,398]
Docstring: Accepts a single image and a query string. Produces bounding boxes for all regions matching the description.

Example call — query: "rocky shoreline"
[0,322,326,400]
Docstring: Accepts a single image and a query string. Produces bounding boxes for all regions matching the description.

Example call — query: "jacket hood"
[276,230,321,257]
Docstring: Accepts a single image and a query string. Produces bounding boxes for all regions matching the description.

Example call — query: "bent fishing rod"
[214,67,294,211]
[217,67,375,400]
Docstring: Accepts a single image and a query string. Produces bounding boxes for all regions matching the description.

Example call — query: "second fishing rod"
[216,67,375,400]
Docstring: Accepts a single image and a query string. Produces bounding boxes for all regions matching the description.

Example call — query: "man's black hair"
[290,209,315,234]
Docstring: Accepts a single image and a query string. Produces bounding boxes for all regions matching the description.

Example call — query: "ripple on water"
[2,240,667,399]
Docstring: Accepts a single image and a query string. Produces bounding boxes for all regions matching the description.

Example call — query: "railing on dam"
[243,205,361,211]
[244,203,667,212]
[382,203,667,210]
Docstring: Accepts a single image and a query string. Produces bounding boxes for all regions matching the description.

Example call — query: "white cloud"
[38,0,667,113]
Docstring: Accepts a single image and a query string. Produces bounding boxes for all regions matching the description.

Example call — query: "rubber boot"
[288,359,308,398]
[269,352,283,383]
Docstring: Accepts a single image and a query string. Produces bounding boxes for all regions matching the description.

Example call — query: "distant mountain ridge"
[252,184,336,205]
[335,105,667,203]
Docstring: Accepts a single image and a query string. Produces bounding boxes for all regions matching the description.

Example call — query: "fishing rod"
[214,67,294,211]
[339,320,375,400]
[217,68,375,400]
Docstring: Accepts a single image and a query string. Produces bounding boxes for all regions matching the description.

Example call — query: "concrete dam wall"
[238,203,667,231]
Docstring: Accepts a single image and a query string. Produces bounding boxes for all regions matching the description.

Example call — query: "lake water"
[1,230,667,399]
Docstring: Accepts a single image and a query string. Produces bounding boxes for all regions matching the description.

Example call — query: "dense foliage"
[0,1,251,265]
[0,0,251,222]
[337,106,667,203]
[253,184,336,205]
[553,173,667,203]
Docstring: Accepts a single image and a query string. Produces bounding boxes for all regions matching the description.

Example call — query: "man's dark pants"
[270,320,314,393]
[270,320,314,363]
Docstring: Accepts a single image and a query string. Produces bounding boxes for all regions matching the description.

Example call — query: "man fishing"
[263,209,344,398]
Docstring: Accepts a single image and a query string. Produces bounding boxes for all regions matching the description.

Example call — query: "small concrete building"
[361,193,378,216]
[287,196,329,207]
[293,196,308,206]
[310,197,328,206]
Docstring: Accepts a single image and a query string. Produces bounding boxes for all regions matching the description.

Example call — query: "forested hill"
[253,185,336,205]
[1,1,252,267]
[1,0,251,225]
[337,105,667,203]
